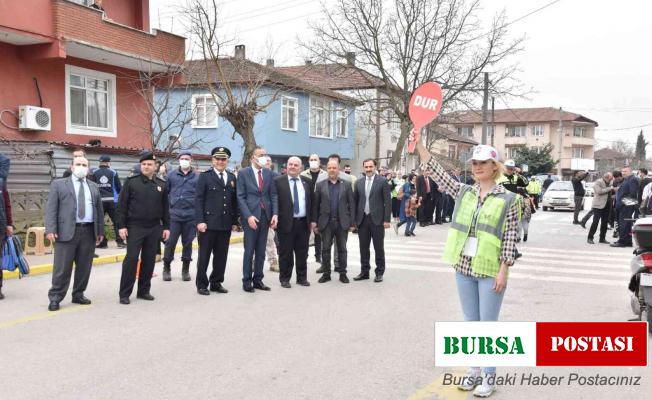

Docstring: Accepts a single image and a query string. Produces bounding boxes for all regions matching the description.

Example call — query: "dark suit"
[312,179,355,275]
[354,174,391,276]
[275,174,312,283]
[45,177,104,303]
[236,166,278,286]
[416,175,436,224]
[195,169,238,290]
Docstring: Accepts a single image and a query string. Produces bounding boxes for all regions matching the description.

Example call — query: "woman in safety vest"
[412,139,519,398]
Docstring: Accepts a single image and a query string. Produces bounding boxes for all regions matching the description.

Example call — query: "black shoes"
[316,266,325,274]
[253,282,271,291]
[514,252,523,259]
[296,280,310,286]
[96,243,108,249]
[162,263,172,281]
[48,301,60,311]
[587,239,595,244]
[181,262,191,281]
[210,284,228,293]
[318,274,331,283]
[572,221,580,225]
[599,239,610,244]
[610,243,632,248]
[137,293,155,301]
[0,288,4,300]
[280,281,291,288]
[119,298,130,305]
[197,288,210,296]
[580,221,587,229]
[243,285,255,293]
[374,275,384,283]
[523,234,528,242]
[353,273,370,281]
[72,296,91,305]
[339,274,350,284]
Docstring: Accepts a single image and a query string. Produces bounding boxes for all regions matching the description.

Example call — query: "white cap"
[504,159,516,168]
[471,145,500,162]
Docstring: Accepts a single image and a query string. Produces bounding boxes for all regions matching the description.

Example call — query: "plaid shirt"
[420,156,519,277]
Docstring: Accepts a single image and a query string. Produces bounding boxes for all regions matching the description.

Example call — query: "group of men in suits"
[41,145,393,311]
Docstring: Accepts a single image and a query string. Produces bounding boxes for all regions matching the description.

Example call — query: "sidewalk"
[4,233,244,280]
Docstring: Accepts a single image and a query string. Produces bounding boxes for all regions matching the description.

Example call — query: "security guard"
[194,147,238,295]
[116,151,170,304]
[92,155,124,248]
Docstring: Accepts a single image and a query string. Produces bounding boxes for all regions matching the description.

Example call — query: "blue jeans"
[405,216,417,234]
[455,272,506,375]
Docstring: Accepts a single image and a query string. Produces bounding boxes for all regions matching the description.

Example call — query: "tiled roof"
[429,125,478,145]
[594,148,627,160]
[184,59,361,104]
[51,141,212,159]
[276,63,389,91]
[442,107,598,126]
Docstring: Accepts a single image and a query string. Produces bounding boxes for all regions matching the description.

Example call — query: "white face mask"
[309,160,319,170]
[257,156,268,167]
[72,166,88,179]
[179,159,191,169]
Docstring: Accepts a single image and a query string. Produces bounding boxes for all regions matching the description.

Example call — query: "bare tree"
[303,0,523,168]
[123,62,205,163]
[184,0,284,167]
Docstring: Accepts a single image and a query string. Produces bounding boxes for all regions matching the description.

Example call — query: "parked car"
[542,181,576,211]
[584,182,595,197]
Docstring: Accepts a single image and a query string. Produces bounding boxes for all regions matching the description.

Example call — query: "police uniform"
[92,155,124,248]
[194,147,238,295]
[116,152,170,302]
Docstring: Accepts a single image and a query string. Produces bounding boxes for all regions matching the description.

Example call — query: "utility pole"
[491,96,495,147]
[557,107,563,179]
[481,72,489,145]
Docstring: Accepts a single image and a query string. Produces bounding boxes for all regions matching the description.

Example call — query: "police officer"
[163,151,198,282]
[92,155,124,248]
[195,147,238,295]
[116,152,170,304]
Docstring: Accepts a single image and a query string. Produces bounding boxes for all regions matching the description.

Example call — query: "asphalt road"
[1,208,651,400]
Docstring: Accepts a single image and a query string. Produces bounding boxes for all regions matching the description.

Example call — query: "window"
[506,125,527,137]
[487,125,495,137]
[573,126,586,137]
[335,108,348,138]
[572,147,584,158]
[448,145,457,160]
[532,125,544,137]
[457,126,474,137]
[309,97,331,138]
[507,146,523,158]
[65,65,116,137]
[192,94,218,128]
[281,96,298,131]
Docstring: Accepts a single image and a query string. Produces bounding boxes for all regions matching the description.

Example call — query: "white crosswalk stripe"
[225,233,635,287]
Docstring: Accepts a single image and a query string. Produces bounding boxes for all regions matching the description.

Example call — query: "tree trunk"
[238,124,257,168]
[389,121,411,170]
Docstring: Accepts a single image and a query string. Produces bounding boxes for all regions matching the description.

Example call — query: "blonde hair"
[491,161,505,181]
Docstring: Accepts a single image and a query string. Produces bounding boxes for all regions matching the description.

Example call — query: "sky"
[150,0,652,151]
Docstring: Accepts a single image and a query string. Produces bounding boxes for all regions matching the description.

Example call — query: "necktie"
[77,178,86,220]
[292,178,300,215]
[219,172,224,185]
[425,177,430,193]
[365,177,372,214]
[257,169,264,192]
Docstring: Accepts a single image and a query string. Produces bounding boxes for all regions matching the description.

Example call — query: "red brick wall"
[53,0,184,64]
[0,42,152,149]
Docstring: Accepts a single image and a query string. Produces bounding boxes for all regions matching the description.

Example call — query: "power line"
[596,122,652,131]
[237,10,323,34]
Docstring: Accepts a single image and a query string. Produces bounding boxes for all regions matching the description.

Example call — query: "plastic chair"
[24,227,53,256]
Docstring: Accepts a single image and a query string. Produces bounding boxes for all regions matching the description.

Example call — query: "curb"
[3,236,244,281]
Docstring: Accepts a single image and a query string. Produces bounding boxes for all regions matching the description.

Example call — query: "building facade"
[444,107,598,176]
[0,0,185,149]
[157,48,358,170]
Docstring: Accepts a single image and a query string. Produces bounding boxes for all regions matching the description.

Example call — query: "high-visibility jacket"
[527,179,542,194]
[443,185,517,277]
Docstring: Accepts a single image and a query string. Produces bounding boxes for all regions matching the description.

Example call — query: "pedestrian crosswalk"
[223,235,635,288]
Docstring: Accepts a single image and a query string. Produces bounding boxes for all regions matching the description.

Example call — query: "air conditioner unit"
[18,105,51,131]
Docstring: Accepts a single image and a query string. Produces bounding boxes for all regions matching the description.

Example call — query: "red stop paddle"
[407,82,443,153]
